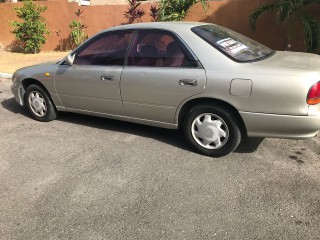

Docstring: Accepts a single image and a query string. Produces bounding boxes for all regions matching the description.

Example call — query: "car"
[11,22,320,157]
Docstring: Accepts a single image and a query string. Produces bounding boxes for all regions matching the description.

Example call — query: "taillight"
[307,82,320,105]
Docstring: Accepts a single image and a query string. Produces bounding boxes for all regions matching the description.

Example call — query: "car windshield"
[192,24,275,62]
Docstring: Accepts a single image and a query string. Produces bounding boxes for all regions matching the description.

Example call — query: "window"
[79,0,90,6]
[75,31,133,66]
[127,30,198,68]
[192,24,275,62]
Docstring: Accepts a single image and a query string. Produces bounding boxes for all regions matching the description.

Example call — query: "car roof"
[105,22,210,32]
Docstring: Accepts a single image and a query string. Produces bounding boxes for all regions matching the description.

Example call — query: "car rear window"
[192,24,275,62]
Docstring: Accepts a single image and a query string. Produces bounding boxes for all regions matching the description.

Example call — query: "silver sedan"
[11,22,320,157]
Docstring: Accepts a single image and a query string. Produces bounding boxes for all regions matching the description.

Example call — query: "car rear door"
[120,29,206,124]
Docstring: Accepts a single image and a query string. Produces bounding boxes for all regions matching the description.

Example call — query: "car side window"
[74,31,133,66]
[127,30,197,68]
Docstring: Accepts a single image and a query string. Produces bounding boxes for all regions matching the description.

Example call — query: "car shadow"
[1,97,264,154]
[58,111,190,151]
[1,97,29,116]
[236,137,264,153]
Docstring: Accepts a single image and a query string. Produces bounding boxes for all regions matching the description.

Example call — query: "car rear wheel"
[183,105,241,157]
[25,84,57,122]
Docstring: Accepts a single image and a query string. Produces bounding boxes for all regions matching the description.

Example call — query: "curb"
[0,73,12,79]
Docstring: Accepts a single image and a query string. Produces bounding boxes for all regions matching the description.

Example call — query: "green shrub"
[11,0,50,54]
[159,0,208,21]
[69,9,88,47]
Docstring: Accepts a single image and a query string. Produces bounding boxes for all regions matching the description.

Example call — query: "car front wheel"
[183,105,241,157]
[25,84,58,122]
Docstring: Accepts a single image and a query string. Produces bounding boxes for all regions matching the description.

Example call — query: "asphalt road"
[0,78,320,240]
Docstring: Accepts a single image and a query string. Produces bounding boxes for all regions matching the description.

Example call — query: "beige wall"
[0,0,317,52]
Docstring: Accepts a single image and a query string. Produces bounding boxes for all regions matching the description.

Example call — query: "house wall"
[0,0,153,51]
[89,0,127,5]
[0,0,315,52]
[185,0,306,52]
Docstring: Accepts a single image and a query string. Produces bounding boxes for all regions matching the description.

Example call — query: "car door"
[55,30,133,115]
[120,30,206,124]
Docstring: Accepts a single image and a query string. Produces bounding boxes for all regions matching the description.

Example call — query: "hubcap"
[28,91,47,117]
[191,113,229,150]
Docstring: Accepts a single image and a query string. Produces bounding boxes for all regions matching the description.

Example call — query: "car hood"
[13,61,60,84]
[14,61,58,73]
[254,51,320,71]
[30,60,58,68]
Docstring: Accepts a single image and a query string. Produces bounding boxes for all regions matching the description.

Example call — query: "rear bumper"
[240,111,320,139]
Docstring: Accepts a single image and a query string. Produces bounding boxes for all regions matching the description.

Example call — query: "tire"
[183,105,241,157]
[24,84,58,122]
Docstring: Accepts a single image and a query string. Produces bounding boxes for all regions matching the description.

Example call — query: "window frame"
[71,30,134,67]
[60,28,203,69]
[125,29,203,69]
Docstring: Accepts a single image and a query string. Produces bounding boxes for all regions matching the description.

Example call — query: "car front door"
[120,30,206,124]
[55,30,133,115]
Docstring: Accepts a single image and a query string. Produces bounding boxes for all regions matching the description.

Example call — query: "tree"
[159,0,208,21]
[11,0,50,54]
[249,0,320,52]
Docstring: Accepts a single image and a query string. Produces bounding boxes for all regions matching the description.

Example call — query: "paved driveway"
[1,79,320,240]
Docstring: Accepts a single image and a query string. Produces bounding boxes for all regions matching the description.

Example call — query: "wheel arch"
[21,78,56,108]
[177,97,247,136]
[21,78,48,92]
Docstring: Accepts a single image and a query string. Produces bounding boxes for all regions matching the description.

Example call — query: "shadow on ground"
[1,97,264,154]
[1,97,28,116]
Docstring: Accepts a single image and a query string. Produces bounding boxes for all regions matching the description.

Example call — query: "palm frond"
[276,0,295,24]
[199,0,208,12]
[303,0,320,5]
[250,0,320,51]
[249,3,276,31]
[301,11,320,52]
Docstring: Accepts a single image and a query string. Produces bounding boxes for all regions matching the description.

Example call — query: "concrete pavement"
[0,79,320,239]
[0,73,12,79]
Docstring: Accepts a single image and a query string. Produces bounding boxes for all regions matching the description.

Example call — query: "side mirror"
[66,53,75,65]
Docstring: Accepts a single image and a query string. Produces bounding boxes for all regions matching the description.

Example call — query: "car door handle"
[179,79,198,87]
[101,76,114,81]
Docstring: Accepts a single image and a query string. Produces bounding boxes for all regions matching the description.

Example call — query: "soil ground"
[0,50,68,74]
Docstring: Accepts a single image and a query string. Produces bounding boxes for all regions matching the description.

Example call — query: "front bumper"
[240,111,320,139]
[11,84,24,106]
